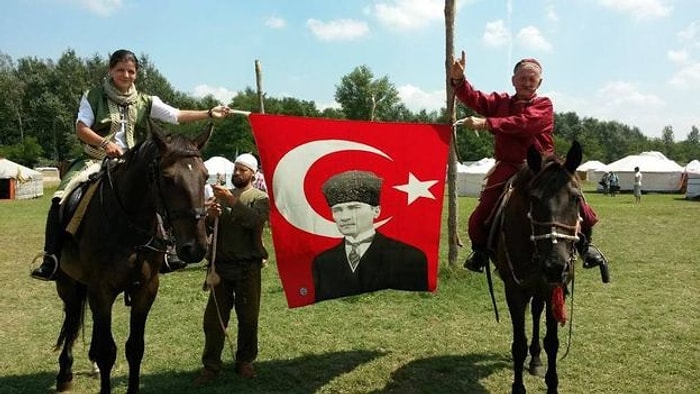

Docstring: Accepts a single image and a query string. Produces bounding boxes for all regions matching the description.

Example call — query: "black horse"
[52,122,212,393]
[491,141,582,394]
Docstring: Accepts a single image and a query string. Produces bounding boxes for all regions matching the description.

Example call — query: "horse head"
[525,140,582,286]
[148,120,213,263]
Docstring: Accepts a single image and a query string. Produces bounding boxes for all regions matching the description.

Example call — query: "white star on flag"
[393,172,438,205]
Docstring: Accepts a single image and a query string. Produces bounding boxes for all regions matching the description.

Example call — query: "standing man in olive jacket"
[196,153,269,384]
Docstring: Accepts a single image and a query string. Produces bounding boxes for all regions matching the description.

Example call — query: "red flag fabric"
[248,114,451,308]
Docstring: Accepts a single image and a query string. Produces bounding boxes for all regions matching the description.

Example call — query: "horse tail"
[53,282,88,352]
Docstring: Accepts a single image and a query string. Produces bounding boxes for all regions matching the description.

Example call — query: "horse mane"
[512,152,580,196]
[120,132,200,169]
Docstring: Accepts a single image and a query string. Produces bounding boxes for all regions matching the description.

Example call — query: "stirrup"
[160,252,187,273]
[30,253,59,281]
[464,250,487,273]
[582,244,608,268]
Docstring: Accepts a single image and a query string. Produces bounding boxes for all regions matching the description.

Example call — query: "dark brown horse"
[490,141,582,394]
[52,121,212,393]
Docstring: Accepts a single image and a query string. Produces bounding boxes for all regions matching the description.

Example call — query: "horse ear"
[526,144,542,172]
[193,122,214,151]
[564,140,582,174]
[148,118,166,146]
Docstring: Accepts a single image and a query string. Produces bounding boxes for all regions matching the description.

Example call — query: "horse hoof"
[91,361,101,377]
[56,380,73,392]
[528,363,545,377]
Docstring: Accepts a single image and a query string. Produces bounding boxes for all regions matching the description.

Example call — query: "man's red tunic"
[454,79,597,246]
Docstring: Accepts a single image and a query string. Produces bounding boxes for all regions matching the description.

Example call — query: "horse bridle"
[149,149,207,241]
[528,204,581,271]
[501,167,581,285]
[102,145,206,250]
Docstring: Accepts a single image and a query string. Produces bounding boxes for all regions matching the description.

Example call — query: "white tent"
[456,158,495,197]
[684,159,700,174]
[577,160,607,181]
[683,159,700,199]
[592,152,683,193]
[0,158,44,200]
[204,156,234,188]
[35,166,61,188]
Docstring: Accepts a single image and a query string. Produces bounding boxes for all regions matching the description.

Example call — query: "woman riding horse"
[31,49,230,281]
[53,123,212,393]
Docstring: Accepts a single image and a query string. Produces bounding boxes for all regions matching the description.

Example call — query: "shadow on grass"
[0,368,131,394]
[370,353,510,394]
[138,350,385,394]
[0,371,57,394]
[1,352,508,393]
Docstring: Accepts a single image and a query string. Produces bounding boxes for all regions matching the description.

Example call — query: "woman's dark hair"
[109,49,139,69]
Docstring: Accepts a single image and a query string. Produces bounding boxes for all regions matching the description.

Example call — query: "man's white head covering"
[235,153,258,172]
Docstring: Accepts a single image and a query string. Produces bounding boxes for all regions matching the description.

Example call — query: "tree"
[661,125,675,159]
[1,136,44,167]
[0,52,25,146]
[334,65,400,121]
[687,126,699,145]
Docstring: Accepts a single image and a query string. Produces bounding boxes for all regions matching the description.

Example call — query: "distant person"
[196,153,269,384]
[30,49,230,281]
[599,172,610,195]
[311,170,428,302]
[253,170,267,193]
[634,167,643,204]
[449,51,609,282]
[608,171,620,196]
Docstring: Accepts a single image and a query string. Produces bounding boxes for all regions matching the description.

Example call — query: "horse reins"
[488,164,582,355]
[102,143,208,255]
[202,216,237,361]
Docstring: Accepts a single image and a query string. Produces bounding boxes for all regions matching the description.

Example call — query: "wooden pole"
[255,60,265,114]
[445,0,461,266]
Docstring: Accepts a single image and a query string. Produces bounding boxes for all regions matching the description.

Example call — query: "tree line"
[1,49,699,168]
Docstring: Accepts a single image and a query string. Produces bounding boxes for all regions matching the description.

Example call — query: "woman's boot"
[31,198,62,281]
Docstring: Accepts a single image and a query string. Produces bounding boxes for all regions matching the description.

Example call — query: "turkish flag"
[248,114,452,308]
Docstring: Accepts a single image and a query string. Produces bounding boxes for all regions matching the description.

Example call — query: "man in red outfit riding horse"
[449,51,609,282]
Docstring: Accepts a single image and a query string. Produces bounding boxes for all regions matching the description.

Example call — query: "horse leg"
[55,277,87,392]
[88,325,100,377]
[528,294,545,377]
[88,288,118,394]
[125,275,159,394]
[506,287,529,394]
[543,300,561,394]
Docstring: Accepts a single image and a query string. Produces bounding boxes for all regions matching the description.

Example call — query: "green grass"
[1,185,699,393]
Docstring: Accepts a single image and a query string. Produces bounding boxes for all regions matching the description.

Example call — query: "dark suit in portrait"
[312,231,428,302]
[311,169,429,302]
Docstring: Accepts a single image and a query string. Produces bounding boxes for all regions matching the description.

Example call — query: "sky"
[1,0,699,139]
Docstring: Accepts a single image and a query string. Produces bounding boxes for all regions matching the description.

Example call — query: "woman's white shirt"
[75,93,180,150]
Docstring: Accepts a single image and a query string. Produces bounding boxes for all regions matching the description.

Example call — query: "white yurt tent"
[204,156,235,188]
[577,160,607,182]
[592,151,683,193]
[0,158,44,200]
[683,159,700,199]
[35,167,61,188]
[456,158,495,197]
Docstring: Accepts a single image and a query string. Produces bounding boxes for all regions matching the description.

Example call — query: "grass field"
[0,185,698,393]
